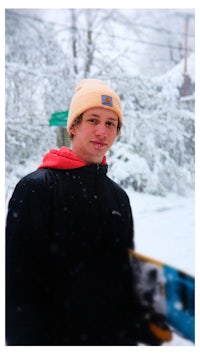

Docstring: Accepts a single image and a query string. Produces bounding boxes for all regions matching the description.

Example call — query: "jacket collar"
[38,146,107,170]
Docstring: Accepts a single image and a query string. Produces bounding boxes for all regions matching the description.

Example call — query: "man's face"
[69,107,119,164]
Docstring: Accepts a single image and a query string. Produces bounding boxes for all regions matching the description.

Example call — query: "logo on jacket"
[101,95,113,107]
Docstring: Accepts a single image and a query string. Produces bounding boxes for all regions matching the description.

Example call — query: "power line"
[6,9,195,38]
[6,9,195,53]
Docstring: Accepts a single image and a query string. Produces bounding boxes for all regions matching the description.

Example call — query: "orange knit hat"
[67,79,122,132]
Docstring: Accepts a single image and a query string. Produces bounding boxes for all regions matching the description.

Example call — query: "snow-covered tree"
[5,8,195,197]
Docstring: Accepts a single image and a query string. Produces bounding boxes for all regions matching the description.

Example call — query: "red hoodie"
[38,146,107,170]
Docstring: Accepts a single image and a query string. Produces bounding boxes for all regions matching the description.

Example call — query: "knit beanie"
[67,79,122,132]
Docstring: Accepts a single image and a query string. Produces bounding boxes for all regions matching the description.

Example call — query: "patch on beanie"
[101,95,113,107]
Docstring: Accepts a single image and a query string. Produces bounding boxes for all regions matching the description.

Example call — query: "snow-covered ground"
[127,189,195,275]
[126,188,195,346]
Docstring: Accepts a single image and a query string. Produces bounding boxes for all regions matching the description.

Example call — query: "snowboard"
[128,249,195,343]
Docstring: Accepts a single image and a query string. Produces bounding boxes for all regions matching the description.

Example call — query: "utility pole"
[183,15,190,97]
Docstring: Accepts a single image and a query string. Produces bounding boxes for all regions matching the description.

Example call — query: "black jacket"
[6,163,142,345]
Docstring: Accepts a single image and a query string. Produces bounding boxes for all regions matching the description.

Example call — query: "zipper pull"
[96,164,100,173]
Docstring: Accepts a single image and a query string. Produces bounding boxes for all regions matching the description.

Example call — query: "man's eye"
[106,121,115,127]
[88,119,97,123]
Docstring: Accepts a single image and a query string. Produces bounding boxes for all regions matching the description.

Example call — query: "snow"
[127,189,195,275]
[5,9,195,197]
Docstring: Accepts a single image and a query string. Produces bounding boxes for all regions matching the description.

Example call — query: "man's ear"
[69,126,76,136]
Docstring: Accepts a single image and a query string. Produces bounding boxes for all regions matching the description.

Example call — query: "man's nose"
[95,123,106,136]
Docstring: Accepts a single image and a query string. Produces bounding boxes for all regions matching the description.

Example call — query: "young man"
[6,79,171,345]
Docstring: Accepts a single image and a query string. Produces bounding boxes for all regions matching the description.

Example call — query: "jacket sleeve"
[6,175,52,345]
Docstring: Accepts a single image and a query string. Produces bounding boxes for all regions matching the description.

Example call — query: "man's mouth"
[91,141,107,149]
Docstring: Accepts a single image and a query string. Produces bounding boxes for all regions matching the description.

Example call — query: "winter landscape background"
[5,7,195,347]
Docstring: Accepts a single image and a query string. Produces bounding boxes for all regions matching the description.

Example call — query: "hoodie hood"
[38,146,107,170]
